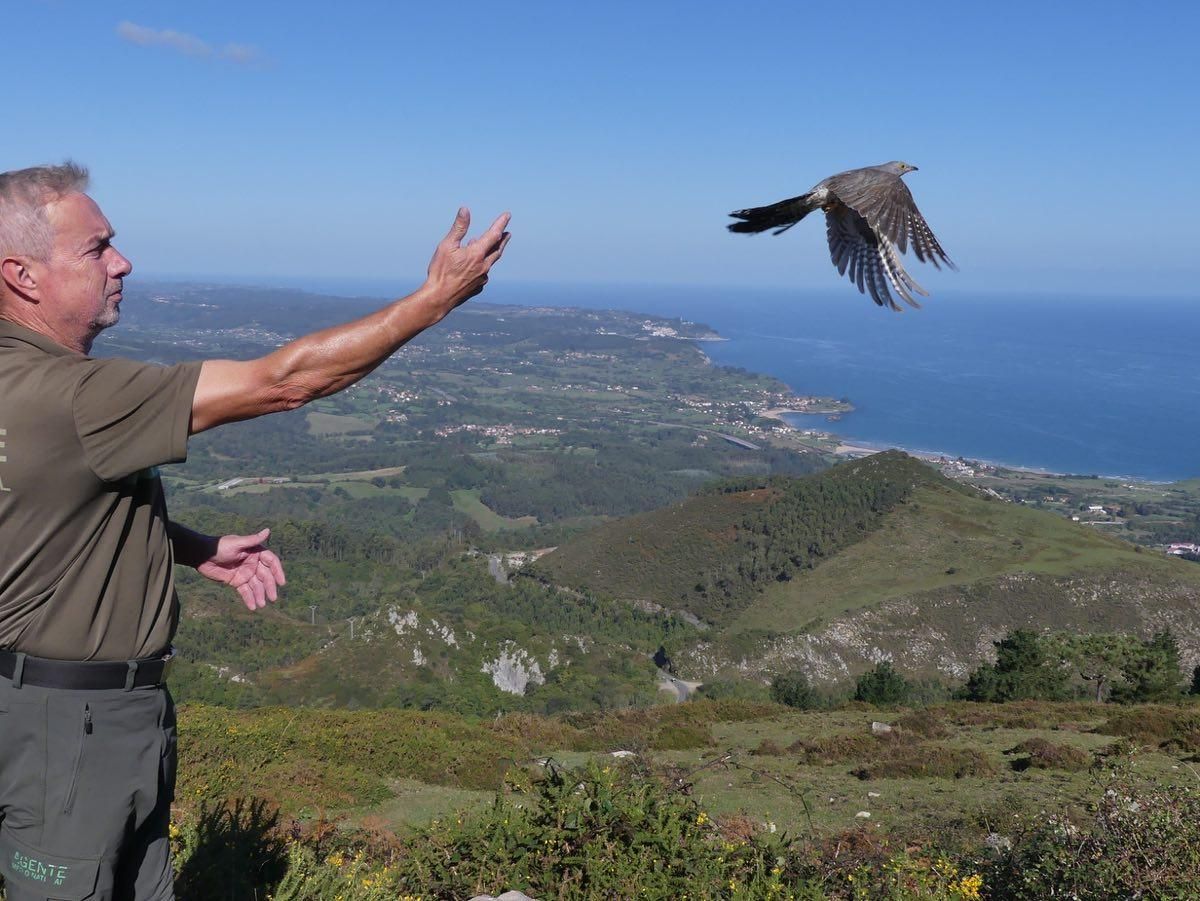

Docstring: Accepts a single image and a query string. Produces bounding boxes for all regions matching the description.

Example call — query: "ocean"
[482,282,1200,483]
[184,274,1200,482]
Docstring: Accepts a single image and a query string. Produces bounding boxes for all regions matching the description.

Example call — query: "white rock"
[610,750,636,758]
[855,811,872,819]
[871,722,893,735]
[481,642,545,696]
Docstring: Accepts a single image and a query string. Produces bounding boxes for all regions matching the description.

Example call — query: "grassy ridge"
[535,451,939,623]
[535,451,1200,681]
[731,474,1177,637]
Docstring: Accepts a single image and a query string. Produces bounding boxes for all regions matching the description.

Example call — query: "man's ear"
[0,256,39,299]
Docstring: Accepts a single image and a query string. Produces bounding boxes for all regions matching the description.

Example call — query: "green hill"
[533,451,946,624]
[535,452,1200,683]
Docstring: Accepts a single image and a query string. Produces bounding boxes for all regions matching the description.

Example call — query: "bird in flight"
[728,162,956,310]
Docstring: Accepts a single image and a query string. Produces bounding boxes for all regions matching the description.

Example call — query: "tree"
[960,630,1070,702]
[770,671,818,709]
[1050,633,1141,703]
[854,661,910,706]
[1111,630,1184,704]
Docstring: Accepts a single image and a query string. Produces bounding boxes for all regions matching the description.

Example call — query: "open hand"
[196,528,287,611]
[425,207,511,310]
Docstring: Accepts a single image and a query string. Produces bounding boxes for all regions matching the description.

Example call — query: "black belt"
[0,648,175,690]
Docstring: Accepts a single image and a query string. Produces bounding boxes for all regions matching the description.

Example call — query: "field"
[175,699,1191,838]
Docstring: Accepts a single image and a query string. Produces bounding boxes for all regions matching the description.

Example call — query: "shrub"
[854,662,912,706]
[173,799,289,900]
[788,731,882,764]
[939,700,1099,731]
[696,676,771,703]
[1097,705,1200,752]
[771,670,820,709]
[894,708,951,739]
[987,778,1200,898]
[1004,737,1091,772]
[382,762,808,898]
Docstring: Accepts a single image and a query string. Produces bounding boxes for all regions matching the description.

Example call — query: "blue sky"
[9,0,1199,297]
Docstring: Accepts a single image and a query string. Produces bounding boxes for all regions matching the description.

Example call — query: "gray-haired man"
[0,162,509,900]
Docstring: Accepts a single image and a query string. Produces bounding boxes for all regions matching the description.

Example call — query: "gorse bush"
[384,761,802,898]
[986,776,1200,898]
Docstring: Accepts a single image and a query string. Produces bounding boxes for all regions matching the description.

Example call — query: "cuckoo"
[728,162,956,310]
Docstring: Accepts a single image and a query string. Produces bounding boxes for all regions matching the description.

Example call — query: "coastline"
[815,433,1174,484]
[688,323,1187,487]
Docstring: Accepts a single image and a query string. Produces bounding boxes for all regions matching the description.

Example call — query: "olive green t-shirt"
[0,321,201,661]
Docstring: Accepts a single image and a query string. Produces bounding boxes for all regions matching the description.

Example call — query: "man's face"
[40,192,133,342]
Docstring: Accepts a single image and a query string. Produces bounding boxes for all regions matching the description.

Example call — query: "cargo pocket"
[0,826,103,900]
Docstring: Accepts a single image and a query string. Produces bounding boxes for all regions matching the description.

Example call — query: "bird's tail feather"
[727,193,816,234]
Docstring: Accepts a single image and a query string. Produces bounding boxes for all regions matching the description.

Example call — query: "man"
[0,162,510,900]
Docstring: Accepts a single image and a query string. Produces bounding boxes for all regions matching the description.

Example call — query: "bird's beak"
[911,165,919,172]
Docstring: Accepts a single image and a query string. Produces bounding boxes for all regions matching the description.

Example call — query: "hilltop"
[533,452,1200,683]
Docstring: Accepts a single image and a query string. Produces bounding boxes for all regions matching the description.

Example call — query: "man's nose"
[109,247,133,278]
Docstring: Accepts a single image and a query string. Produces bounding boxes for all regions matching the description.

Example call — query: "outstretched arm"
[168,523,286,611]
[190,208,511,434]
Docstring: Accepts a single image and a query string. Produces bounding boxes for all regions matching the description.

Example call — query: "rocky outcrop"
[481,642,546,695]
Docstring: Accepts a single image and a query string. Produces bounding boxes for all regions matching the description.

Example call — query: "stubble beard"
[89,296,121,334]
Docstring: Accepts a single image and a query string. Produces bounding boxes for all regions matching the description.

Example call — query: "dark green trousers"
[0,679,177,901]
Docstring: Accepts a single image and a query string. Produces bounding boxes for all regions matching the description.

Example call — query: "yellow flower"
[952,873,984,900]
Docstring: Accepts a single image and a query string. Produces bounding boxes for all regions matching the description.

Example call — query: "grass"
[173,700,1200,849]
[305,411,377,435]
[730,482,1165,636]
[451,489,538,530]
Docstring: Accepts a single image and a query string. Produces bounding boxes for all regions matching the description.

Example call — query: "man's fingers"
[485,232,512,265]
[237,582,257,611]
[258,558,281,602]
[251,576,267,609]
[444,207,471,245]
[478,213,511,250]
[263,550,286,585]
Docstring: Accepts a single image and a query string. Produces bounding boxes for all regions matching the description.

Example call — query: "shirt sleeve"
[72,358,203,482]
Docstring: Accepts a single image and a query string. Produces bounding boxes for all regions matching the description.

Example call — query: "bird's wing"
[825,202,927,311]
[827,171,957,270]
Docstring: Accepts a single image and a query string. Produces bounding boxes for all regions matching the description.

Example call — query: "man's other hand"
[196,528,287,611]
[424,207,511,314]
